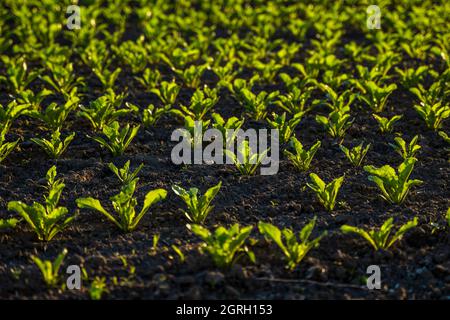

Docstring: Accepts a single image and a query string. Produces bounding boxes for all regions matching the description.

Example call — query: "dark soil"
[0,4,449,300]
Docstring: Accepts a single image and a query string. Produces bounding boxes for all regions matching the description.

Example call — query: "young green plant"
[307,173,345,211]
[258,217,327,270]
[283,137,321,171]
[172,181,222,224]
[364,157,423,204]
[76,180,167,232]
[341,217,418,251]
[187,223,254,269]
[8,166,74,241]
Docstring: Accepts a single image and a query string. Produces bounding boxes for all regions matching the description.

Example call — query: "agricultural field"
[0,0,449,301]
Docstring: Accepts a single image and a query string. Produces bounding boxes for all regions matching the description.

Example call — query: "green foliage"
[8,166,74,241]
[266,112,303,144]
[41,62,84,97]
[0,100,30,129]
[108,161,143,186]
[188,223,254,269]
[284,137,320,171]
[31,248,68,287]
[316,110,353,139]
[395,66,428,88]
[174,64,208,88]
[0,56,37,94]
[0,218,20,230]
[413,101,450,131]
[307,173,344,211]
[225,140,269,176]
[135,68,161,91]
[258,218,327,270]
[30,97,79,131]
[78,92,133,131]
[126,103,171,127]
[76,180,167,232]
[340,142,371,167]
[439,131,450,144]
[356,81,397,113]
[0,129,20,164]
[275,86,313,114]
[89,277,108,300]
[172,181,222,224]
[150,81,180,106]
[211,113,244,147]
[364,158,423,204]
[175,86,219,120]
[341,217,418,251]
[31,130,75,159]
[238,89,279,120]
[373,114,402,134]
[90,121,140,156]
[389,135,421,160]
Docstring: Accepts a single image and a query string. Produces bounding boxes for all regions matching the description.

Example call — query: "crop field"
[0,0,449,301]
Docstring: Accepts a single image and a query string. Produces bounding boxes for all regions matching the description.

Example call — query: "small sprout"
[225,140,269,176]
[364,157,423,204]
[78,92,133,131]
[89,277,108,300]
[150,80,180,106]
[238,89,279,120]
[356,80,397,113]
[211,113,244,147]
[340,142,371,167]
[77,180,167,232]
[31,130,75,159]
[0,218,20,230]
[108,160,143,186]
[188,223,254,269]
[373,114,402,134]
[8,166,74,241]
[171,245,186,263]
[414,101,450,131]
[90,121,140,157]
[0,129,20,164]
[31,248,68,287]
[307,173,345,211]
[266,112,303,144]
[341,217,418,251]
[152,234,160,251]
[316,109,353,140]
[258,217,327,270]
[172,181,222,224]
[283,137,321,171]
[389,135,421,160]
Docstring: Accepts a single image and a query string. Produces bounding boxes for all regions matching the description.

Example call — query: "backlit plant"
[340,142,371,167]
[283,137,321,172]
[8,166,74,241]
[258,217,327,270]
[341,217,418,251]
[172,181,222,224]
[31,249,68,287]
[307,173,345,211]
[77,180,167,232]
[89,121,140,157]
[364,158,423,204]
[187,223,254,269]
